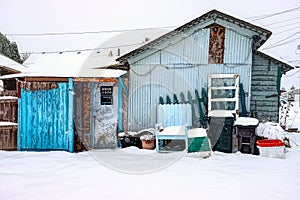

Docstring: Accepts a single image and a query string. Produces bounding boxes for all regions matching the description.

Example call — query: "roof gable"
[117,9,272,63]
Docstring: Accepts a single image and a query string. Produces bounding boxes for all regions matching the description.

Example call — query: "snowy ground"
[1,133,300,200]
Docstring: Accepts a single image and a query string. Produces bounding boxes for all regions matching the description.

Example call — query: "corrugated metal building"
[117,10,293,131]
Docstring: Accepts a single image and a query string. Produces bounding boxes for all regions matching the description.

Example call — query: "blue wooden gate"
[18,78,74,152]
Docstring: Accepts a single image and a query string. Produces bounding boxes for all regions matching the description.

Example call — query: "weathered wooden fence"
[0,90,18,150]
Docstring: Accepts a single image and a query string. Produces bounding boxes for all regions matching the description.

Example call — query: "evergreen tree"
[0,32,22,63]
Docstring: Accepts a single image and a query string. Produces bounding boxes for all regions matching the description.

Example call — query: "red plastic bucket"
[256,139,284,147]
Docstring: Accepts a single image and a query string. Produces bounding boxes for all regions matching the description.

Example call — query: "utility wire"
[19,42,144,54]
[5,26,176,37]
[263,17,300,26]
[262,36,300,50]
[271,20,300,29]
[263,30,300,48]
[247,6,300,21]
[272,25,300,36]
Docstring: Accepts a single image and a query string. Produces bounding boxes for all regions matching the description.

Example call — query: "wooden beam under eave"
[25,77,69,82]
[73,77,118,82]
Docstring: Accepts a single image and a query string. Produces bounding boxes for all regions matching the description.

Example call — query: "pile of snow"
[1,133,300,200]
[257,122,286,140]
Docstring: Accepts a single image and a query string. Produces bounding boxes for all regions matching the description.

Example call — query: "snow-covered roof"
[0,54,28,74]
[23,52,88,77]
[79,28,168,76]
[0,28,167,79]
[256,49,294,73]
[0,69,127,79]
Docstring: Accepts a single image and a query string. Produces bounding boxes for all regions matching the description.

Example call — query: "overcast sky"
[0,0,300,62]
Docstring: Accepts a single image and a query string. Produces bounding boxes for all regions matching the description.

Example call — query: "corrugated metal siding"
[157,104,192,127]
[18,79,74,152]
[251,53,280,122]
[128,27,253,131]
[224,29,252,64]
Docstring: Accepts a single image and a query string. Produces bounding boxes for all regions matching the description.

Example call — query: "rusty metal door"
[74,81,118,150]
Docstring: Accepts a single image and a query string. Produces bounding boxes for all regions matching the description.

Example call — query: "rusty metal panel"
[74,82,92,151]
[122,76,129,132]
[208,24,225,64]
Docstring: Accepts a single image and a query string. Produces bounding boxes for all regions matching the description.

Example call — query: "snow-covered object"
[256,122,286,140]
[188,128,207,138]
[257,146,285,159]
[158,126,186,135]
[257,140,285,159]
[208,110,234,117]
[234,117,259,126]
[140,134,155,141]
[137,128,155,135]
[118,131,138,137]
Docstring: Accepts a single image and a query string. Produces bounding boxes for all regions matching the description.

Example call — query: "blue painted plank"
[68,78,74,153]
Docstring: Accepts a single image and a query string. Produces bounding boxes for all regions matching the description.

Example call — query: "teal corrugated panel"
[18,81,74,151]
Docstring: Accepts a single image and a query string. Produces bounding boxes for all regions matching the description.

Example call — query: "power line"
[5,26,176,37]
[19,42,144,54]
[247,6,300,21]
[272,25,300,36]
[263,17,300,26]
[262,36,300,50]
[264,30,300,48]
[271,20,300,29]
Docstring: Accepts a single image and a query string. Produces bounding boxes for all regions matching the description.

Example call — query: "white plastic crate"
[257,146,285,159]
[257,139,285,159]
